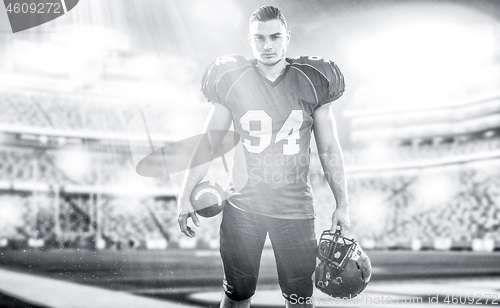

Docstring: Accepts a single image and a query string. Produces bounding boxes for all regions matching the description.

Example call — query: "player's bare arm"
[177,103,233,238]
[312,102,350,234]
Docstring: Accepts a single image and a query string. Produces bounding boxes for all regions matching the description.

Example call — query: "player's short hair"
[249,6,287,29]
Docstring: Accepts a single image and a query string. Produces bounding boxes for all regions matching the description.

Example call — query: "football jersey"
[201,54,344,219]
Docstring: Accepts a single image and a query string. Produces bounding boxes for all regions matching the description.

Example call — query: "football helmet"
[314,230,372,299]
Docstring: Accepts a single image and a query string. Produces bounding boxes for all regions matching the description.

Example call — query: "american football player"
[178,6,350,308]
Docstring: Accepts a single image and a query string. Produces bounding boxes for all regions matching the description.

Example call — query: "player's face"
[248,19,290,66]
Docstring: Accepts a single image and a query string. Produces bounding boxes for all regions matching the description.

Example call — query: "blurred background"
[0,0,499,307]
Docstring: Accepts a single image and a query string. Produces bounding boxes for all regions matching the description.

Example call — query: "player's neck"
[256,58,288,82]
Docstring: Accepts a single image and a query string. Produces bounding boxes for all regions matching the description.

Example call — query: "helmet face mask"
[317,230,358,269]
[315,230,372,299]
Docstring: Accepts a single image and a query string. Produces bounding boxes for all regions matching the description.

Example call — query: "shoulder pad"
[201,55,253,103]
[290,56,345,105]
[212,55,252,70]
[291,55,335,75]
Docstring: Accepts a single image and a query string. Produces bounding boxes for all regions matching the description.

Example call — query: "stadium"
[0,1,499,307]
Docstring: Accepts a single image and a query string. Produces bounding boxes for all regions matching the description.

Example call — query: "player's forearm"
[177,104,232,209]
[318,143,349,208]
[178,161,211,204]
[178,135,217,201]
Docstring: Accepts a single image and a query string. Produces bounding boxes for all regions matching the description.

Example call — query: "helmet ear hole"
[335,277,343,284]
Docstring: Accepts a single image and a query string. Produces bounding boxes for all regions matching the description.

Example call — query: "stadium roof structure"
[346,150,500,176]
[345,91,500,143]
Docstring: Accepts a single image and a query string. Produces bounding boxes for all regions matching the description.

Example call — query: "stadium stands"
[0,91,144,133]
[350,133,500,165]
[0,88,499,251]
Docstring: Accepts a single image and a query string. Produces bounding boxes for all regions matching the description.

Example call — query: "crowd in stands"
[337,167,500,247]
[1,151,498,250]
[0,145,167,191]
[0,147,66,183]
[0,91,146,133]
[348,79,500,111]
[0,91,206,138]
[0,193,56,243]
[1,90,499,251]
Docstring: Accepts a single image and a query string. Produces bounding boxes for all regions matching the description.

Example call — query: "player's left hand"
[330,205,350,235]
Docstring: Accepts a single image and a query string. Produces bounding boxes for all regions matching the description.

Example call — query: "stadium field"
[0,249,499,307]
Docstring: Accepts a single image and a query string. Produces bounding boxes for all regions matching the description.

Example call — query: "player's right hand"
[330,205,350,236]
[177,197,200,238]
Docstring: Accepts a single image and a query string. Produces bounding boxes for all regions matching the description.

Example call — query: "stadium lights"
[472,238,495,252]
[351,189,388,236]
[410,172,458,208]
[362,141,397,165]
[10,25,129,78]
[178,237,198,249]
[51,25,130,51]
[145,238,168,250]
[129,54,163,79]
[54,149,92,183]
[193,0,243,29]
[410,238,422,251]
[346,5,496,110]
[38,135,49,144]
[0,203,23,232]
[57,137,66,146]
[111,175,157,203]
[12,40,67,76]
